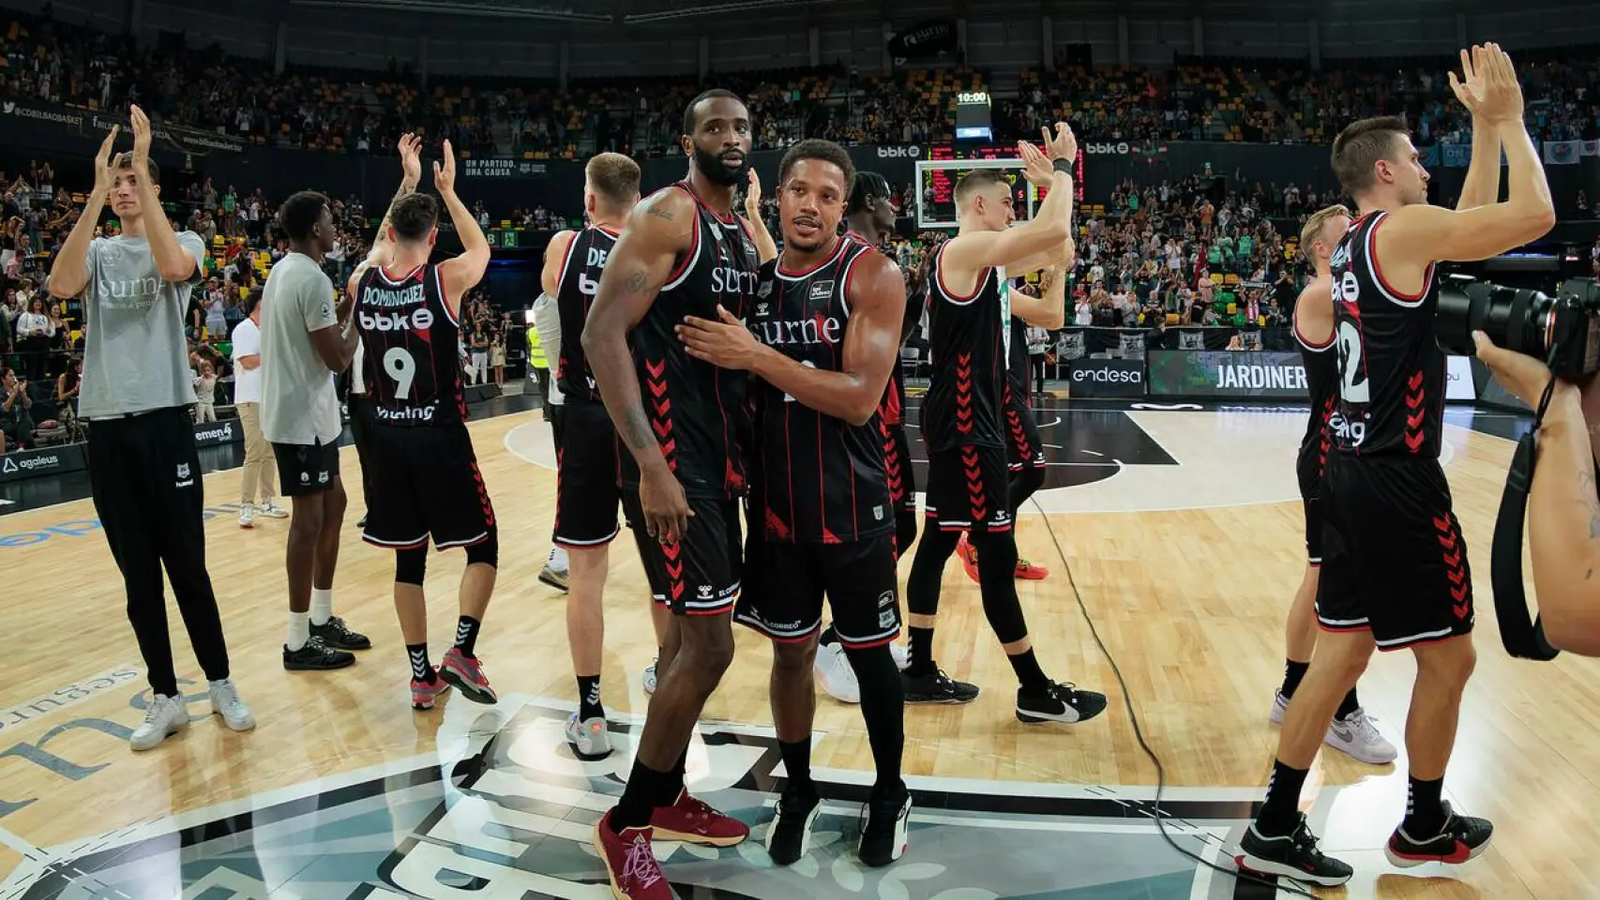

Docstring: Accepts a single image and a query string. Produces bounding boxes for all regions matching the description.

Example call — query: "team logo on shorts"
[877,591,894,609]
[319,471,330,484]
[697,584,714,601]
[176,463,189,479]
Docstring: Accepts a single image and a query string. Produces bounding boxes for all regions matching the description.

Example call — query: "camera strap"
[1490,370,1561,661]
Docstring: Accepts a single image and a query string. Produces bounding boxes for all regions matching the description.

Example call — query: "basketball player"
[903,126,1107,724]
[1273,204,1396,765]
[678,140,911,868]
[1238,44,1554,884]
[583,89,760,898]
[259,190,371,671]
[541,152,671,759]
[351,140,502,711]
[45,108,253,749]
[530,289,571,595]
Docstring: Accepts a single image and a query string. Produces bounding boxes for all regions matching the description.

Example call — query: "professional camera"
[1435,275,1600,378]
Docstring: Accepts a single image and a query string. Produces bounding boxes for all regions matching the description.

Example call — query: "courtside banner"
[1067,358,1146,398]
[193,419,244,447]
[1147,350,1310,399]
[0,443,87,484]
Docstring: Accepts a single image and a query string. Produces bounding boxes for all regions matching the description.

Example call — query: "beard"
[694,144,749,187]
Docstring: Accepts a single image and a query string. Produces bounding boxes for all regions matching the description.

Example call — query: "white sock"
[311,588,333,626]
[287,611,311,651]
[549,545,569,571]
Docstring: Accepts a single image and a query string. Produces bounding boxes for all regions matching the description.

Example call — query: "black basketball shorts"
[1316,456,1473,651]
[362,424,497,551]
[881,420,916,518]
[1004,389,1047,472]
[553,399,622,548]
[272,439,340,497]
[623,489,742,615]
[924,444,1012,533]
[1295,443,1326,565]
[737,533,901,649]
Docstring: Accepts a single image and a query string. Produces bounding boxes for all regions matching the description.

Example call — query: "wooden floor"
[1,405,1597,899]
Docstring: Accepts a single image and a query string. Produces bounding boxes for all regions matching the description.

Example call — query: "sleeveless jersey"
[1328,210,1444,458]
[1292,283,1339,469]
[1007,314,1030,403]
[355,262,464,427]
[553,225,618,403]
[923,244,1009,451]
[748,236,891,544]
[622,181,761,498]
[875,262,919,427]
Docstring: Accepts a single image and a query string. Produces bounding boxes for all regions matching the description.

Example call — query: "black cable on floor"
[1027,495,1317,898]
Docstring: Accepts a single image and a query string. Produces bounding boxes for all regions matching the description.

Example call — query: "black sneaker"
[763,787,821,866]
[1385,802,1492,867]
[902,668,980,704]
[1016,681,1108,724]
[857,782,911,868]
[356,513,367,529]
[1235,814,1353,887]
[283,636,357,671]
[311,615,372,650]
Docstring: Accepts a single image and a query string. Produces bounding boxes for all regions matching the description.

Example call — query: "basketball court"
[0,393,1594,899]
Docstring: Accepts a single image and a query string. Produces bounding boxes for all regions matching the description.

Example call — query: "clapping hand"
[398,133,422,189]
[432,139,457,196]
[91,124,120,198]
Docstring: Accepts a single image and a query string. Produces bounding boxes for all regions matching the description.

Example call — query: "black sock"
[453,616,482,658]
[1007,648,1051,691]
[1281,659,1310,699]
[407,643,434,683]
[611,759,675,832]
[668,745,689,797]
[1403,775,1446,837]
[1334,687,1360,721]
[1257,759,1310,836]
[818,625,840,647]
[906,626,937,676]
[844,644,906,793]
[577,675,603,720]
[779,739,815,794]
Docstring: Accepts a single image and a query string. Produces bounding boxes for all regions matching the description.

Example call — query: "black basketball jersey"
[1329,210,1444,458]
[1008,314,1029,401]
[554,225,618,403]
[621,181,761,498]
[748,236,892,544]
[1293,284,1338,467]
[923,244,1009,451]
[356,262,464,427]
[874,255,919,428]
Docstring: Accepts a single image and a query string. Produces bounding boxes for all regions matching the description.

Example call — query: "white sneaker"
[1270,691,1289,725]
[238,504,255,529]
[257,500,289,519]
[890,642,909,672]
[1325,708,1398,765]
[642,658,658,695]
[565,712,612,760]
[814,641,861,703]
[208,679,256,733]
[130,694,189,751]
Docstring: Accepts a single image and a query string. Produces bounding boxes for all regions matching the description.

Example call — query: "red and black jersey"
[1293,286,1339,474]
[922,244,1009,452]
[748,236,892,544]
[355,262,465,428]
[620,181,761,499]
[1007,313,1030,402]
[1329,210,1445,458]
[554,225,618,403]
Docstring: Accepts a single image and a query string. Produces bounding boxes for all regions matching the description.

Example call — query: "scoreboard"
[915,143,1086,227]
[926,144,1085,203]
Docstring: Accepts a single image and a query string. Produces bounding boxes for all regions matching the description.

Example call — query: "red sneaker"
[956,534,980,583]
[650,788,749,847]
[592,812,674,899]
[1014,557,1049,580]
[440,647,498,704]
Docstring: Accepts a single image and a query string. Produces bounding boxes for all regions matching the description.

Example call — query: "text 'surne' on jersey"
[555,225,619,403]
[356,263,467,427]
[620,181,761,499]
[748,236,892,544]
[1328,210,1445,458]
[923,244,1010,452]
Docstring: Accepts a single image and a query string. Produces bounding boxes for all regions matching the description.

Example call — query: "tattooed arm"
[1523,382,1600,656]
[348,134,422,299]
[583,186,697,541]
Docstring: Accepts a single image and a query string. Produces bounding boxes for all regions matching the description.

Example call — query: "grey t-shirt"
[260,252,342,446]
[77,232,208,419]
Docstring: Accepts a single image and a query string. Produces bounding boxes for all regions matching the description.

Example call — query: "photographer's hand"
[1473,330,1571,409]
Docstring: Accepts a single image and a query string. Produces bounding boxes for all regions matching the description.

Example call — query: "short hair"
[954,169,1010,211]
[279,191,329,242]
[586,152,642,207]
[848,171,892,214]
[1332,116,1409,195]
[778,139,855,192]
[683,88,743,136]
[115,155,161,185]
[390,192,440,242]
[1299,204,1351,262]
[241,287,262,318]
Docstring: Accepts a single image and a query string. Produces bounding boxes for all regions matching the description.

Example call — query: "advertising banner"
[1066,358,1146,398]
[1446,355,1476,401]
[1147,350,1310,398]
[463,158,548,179]
[193,418,244,447]
[0,443,87,484]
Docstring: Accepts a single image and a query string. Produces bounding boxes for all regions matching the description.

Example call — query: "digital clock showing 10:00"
[956,92,990,105]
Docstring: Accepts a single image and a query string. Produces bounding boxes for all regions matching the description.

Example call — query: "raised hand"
[432,139,457,196]
[129,105,152,177]
[1447,46,1488,114]
[1018,139,1054,188]
[744,168,763,217]
[1044,122,1078,162]
[398,133,423,189]
[91,124,120,198]
[1475,42,1525,124]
